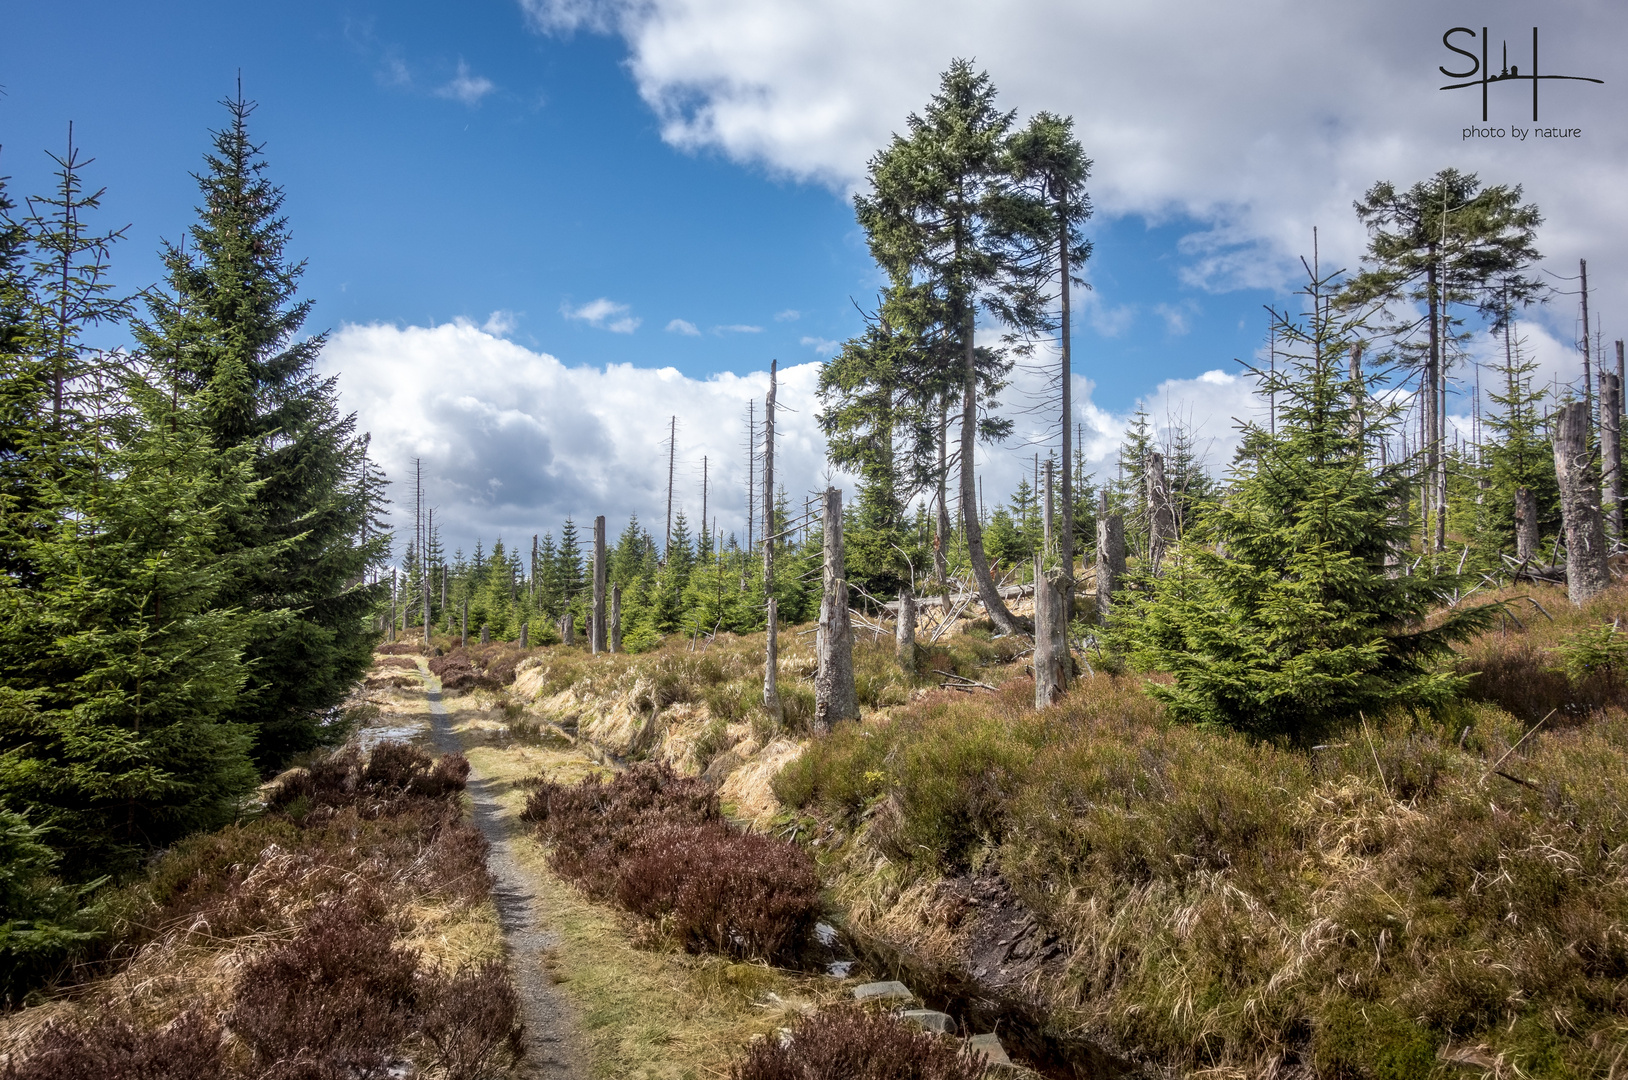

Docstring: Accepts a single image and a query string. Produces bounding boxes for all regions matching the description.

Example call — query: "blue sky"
[4,0,1623,551]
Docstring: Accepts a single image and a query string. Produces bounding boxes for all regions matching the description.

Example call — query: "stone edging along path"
[418,668,589,1080]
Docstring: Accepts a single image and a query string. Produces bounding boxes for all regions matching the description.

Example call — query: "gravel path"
[421,675,588,1080]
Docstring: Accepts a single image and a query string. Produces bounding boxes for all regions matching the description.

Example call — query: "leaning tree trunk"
[1554,401,1611,605]
[959,317,1019,633]
[1033,553,1070,707]
[814,487,857,733]
[1096,490,1125,620]
[1514,486,1539,564]
[895,589,917,675]
[591,515,607,654]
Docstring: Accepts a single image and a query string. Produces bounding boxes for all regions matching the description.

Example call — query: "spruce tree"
[1113,266,1492,737]
[134,87,385,768]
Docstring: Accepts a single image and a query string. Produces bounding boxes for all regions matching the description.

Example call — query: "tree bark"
[480,624,490,645]
[1514,486,1538,563]
[960,314,1019,633]
[591,515,607,654]
[1602,371,1622,547]
[1042,458,1055,555]
[610,585,622,653]
[559,612,574,646]
[1147,451,1176,575]
[1554,400,1611,605]
[1034,555,1070,708]
[460,597,467,648]
[1095,490,1124,619]
[519,622,528,648]
[1058,194,1075,623]
[935,402,951,612]
[814,487,857,733]
[764,596,782,721]
[895,588,917,674]
[764,359,776,593]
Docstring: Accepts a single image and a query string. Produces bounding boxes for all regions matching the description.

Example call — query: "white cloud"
[436,60,496,105]
[801,335,840,356]
[775,309,801,321]
[482,310,520,336]
[1154,301,1198,336]
[665,318,701,335]
[523,0,1628,345]
[713,323,762,334]
[564,297,641,333]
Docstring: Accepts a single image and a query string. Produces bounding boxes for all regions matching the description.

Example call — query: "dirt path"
[419,673,588,1080]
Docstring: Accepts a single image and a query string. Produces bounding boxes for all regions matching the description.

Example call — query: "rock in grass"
[965,1032,1012,1066]
[852,980,914,1002]
[899,1009,954,1034]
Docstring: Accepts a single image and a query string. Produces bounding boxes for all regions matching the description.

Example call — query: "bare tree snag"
[935,403,952,613]
[1603,371,1623,547]
[665,415,676,557]
[764,597,783,722]
[610,585,622,653]
[592,515,607,654]
[460,597,468,648]
[1147,451,1176,575]
[1042,458,1055,555]
[1033,553,1070,708]
[814,487,857,733]
[480,624,490,645]
[559,613,574,646]
[1096,490,1125,620]
[895,589,917,674]
[389,568,397,643]
[519,623,528,648]
[1514,486,1539,563]
[1554,400,1611,605]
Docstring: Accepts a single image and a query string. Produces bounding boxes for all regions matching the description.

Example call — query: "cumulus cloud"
[320,319,1287,556]
[564,297,641,333]
[436,60,496,105]
[665,317,701,335]
[518,0,1628,343]
[481,310,520,336]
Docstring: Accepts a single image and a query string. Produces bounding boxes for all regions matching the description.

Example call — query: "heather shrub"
[616,821,820,963]
[729,1006,987,1080]
[428,650,498,692]
[417,961,525,1080]
[228,903,420,1077]
[0,1011,226,1080]
[375,643,427,656]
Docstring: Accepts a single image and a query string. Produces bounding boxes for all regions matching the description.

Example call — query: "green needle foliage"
[1111,266,1495,737]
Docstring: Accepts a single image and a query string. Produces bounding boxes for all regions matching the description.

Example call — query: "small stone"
[965,1033,1012,1067]
[852,980,914,1002]
[900,1009,954,1034]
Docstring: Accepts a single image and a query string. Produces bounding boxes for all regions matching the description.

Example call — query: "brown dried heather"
[616,822,820,964]
[0,1011,226,1080]
[729,1007,987,1080]
[227,904,419,1078]
[417,961,526,1080]
[428,650,498,692]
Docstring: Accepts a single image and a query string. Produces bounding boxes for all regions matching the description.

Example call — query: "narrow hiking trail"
[415,668,588,1080]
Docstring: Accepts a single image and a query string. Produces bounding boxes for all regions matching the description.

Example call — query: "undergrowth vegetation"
[522,763,821,965]
[729,1007,989,1080]
[1,741,521,1080]
[776,584,1628,1079]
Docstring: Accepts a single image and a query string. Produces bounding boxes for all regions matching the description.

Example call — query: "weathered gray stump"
[559,613,574,645]
[1095,491,1125,620]
[1554,400,1611,605]
[389,569,398,643]
[1042,460,1055,555]
[591,515,607,654]
[460,598,468,648]
[1147,451,1176,575]
[480,624,490,645]
[1033,554,1070,708]
[764,597,783,722]
[895,589,917,675]
[814,487,857,733]
[1603,371,1623,547]
[519,622,528,649]
[1515,486,1539,563]
[610,585,622,653]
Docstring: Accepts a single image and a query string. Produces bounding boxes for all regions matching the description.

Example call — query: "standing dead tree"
[1147,451,1176,575]
[1554,401,1611,605]
[1602,370,1623,547]
[814,487,857,733]
[895,588,917,674]
[1096,490,1125,619]
[763,361,782,721]
[1033,552,1070,707]
[592,515,607,654]
[611,585,622,653]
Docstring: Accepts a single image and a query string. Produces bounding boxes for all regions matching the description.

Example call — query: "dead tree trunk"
[1514,486,1539,563]
[591,515,607,654]
[814,487,857,733]
[389,569,397,643]
[480,624,490,644]
[1147,451,1176,575]
[610,585,622,653]
[1096,490,1125,620]
[1042,458,1055,555]
[460,597,468,648]
[895,589,917,674]
[1033,553,1070,708]
[1603,371,1623,547]
[764,597,782,722]
[959,318,1019,634]
[559,613,574,646]
[519,623,528,648]
[1554,400,1611,605]
[935,402,952,613]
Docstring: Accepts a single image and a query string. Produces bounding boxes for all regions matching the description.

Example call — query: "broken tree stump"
[814,487,857,733]
[1095,490,1125,620]
[764,596,783,722]
[611,584,622,653]
[1554,400,1611,605]
[460,597,468,649]
[1515,485,1539,564]
[480,624,490,645]
[895,588,917,674]
[1147,451,1176,574]
[519,622,528,649]
[592,515,607,654]
[1603,370,1623,547]
[1034,554,1070,707]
